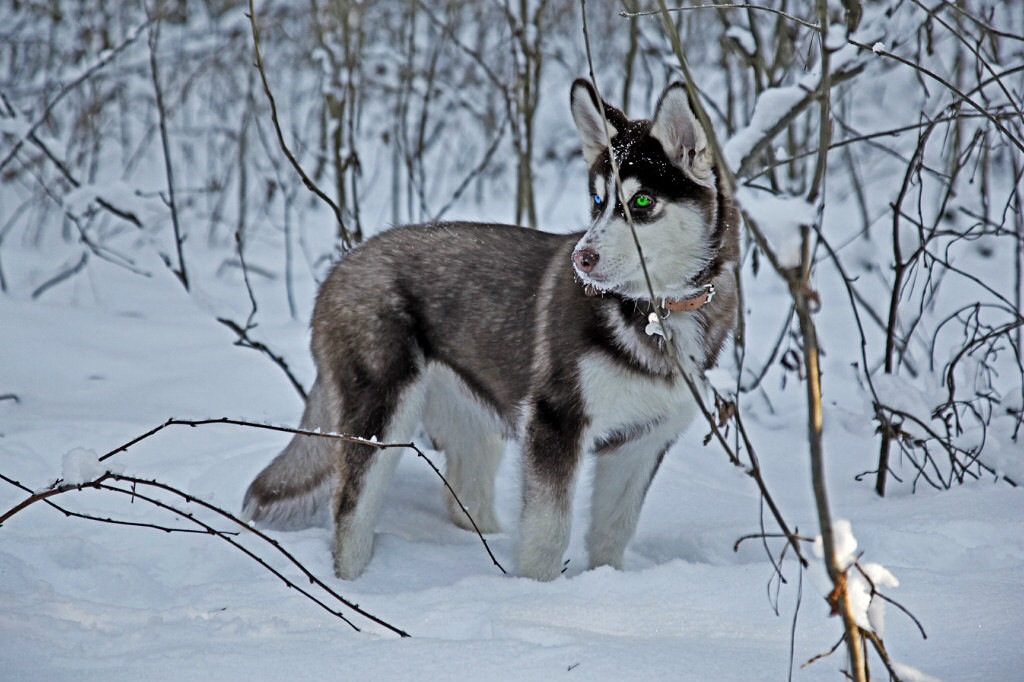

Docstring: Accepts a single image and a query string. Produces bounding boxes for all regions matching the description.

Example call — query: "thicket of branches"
[2,1,1022,679]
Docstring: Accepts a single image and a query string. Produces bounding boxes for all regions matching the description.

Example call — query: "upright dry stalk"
[656,0,870,676]
[505,0,548,227]
[246,0,352,249]
[794,234,868,680]
[1015,153,1024,363]
[324,0,365,242]
[147,9,188,290]
[877,120,934,496]
[802,2,866,677]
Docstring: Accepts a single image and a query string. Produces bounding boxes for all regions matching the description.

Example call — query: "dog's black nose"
[573,247,600,273]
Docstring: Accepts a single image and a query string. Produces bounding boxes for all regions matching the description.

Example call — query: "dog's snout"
[573,247,600,273]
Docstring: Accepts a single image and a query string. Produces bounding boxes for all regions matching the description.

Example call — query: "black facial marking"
[587,120,715,224]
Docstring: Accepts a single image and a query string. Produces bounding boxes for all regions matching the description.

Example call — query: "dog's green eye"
[632,194,654,209]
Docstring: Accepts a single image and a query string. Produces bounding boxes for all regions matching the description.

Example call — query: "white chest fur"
[577,345,699,453]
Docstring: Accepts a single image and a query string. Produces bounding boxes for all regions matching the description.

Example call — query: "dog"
[242,79,739,581]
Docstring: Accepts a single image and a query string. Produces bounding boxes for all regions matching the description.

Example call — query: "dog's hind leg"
[585,432,674,571]
[421,369,504,534]
[330,371,427,580]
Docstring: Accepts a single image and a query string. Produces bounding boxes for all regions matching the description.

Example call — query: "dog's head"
[569,79,723,303]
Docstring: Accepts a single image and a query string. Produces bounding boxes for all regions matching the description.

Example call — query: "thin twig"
[246,0,352,249]
[733,531,813,552]
[848,39,1024,154]
[802,635,844,669]
[862,630,905,682]
[854,560,928,640]
[0,471,236,534]
[431,111,510,222]
[93,416,505,573]
[582,0,809,577]
[216,318,308,401]
[146,12,188,290]
[802,4,865,676]
[31,251,89,299]
[0,19,153,174]
[0,470,407,637]
[650,0,810,569]
[621,3,820,32]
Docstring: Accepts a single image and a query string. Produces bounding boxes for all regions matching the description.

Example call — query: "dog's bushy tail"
[242,379,335,530]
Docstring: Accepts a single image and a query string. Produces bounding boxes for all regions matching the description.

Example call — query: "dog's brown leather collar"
[583,283,716,312]
[662,284,716,312]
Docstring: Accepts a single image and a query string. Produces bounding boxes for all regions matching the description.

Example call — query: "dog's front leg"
[517,394,584,581]
[586,432,674,571]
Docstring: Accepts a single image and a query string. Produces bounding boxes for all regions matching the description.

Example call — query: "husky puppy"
[243,79,739,581]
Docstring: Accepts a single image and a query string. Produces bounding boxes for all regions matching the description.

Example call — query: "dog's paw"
[332,527,374,580]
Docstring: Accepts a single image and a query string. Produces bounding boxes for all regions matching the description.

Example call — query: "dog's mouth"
[573,258,636,300]
[572,265,613,297]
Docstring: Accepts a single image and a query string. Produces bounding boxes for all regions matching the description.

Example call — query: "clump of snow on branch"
[813,518,859,570]
[724,26,755,57]
[723,85,806,171]
[812,520,900,634]
[734,187,816,268]
[60,448,122,486]
[858,562,900,634]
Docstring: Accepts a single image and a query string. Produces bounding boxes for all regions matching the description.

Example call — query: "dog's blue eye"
[593,193,602,206]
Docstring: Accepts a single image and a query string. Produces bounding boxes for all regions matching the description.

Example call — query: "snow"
[825,25,848,52]
[0,114,30,137]
[861,562,899,635]
[810,520,902,634]
[62,180,157,222]
[724,85,808,171]
[891,663,946,682]
[812,518,858,571]
[735,186,816,268]
[60,448,121,485]
[2,220,1022,682]
[725,26,756,57]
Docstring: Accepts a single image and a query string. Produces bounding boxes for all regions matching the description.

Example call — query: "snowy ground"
[1,216,1021,682]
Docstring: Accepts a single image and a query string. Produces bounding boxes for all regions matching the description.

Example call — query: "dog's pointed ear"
[651,82,714,186]
[571,79,622,166]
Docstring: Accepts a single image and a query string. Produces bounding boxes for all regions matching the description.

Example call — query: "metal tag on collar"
[704,282,716,305]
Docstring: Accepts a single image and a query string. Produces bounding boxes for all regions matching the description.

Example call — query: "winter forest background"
[1,1,1022,681]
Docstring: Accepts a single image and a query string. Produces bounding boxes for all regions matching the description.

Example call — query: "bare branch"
[146,12,188,290]
[0,470,407,637]
[622,3,820,32]
[849,39,1024,154]
[0,19,153,174]
[93,416,506,574]
[246,0,352,249]
[30,251,89,299]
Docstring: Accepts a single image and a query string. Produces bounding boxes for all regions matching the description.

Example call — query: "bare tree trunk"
[507,0,546,228]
